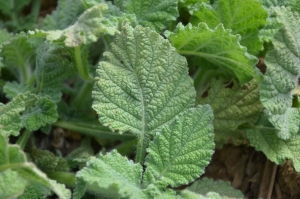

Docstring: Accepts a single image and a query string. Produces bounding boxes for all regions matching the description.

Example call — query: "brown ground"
[204,145,300,199]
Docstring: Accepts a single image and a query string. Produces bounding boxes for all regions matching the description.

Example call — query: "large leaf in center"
[92,25,195,136]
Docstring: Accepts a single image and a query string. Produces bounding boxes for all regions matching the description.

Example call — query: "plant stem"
[53,120,136,141]
[16,129,32,150]
[46,171,76,188]
[74,46,93,81]
[71,81,93,109]
[135,134,150,165]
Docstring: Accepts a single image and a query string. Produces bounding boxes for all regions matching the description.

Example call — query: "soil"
[204,144,300,199]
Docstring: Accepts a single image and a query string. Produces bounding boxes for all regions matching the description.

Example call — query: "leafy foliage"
[260,7,300,139]
[0,134,71,199]
[197,78,263,132]
[144,106,214,187]
[3,0,300,198]
[190,0,268,54]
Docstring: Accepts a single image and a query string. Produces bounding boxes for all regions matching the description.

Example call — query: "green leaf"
[29,148,69,172]
[92,24,195,162]
[18,183,51,199]
[76,150,147,199]
[190,0,267,54]
[197,78,263,133]
[0,134,71,199]
[0,34,35,83]
[43,0,85,30]
[3,81,33,100]
[168,23,259,84]
[0,95,25,138]
[0,0,31,16]
[50,4,120,47]
[124,0,178,32]
[35,43,75,102]
[247,114,300,172]
[260,7,300,139]
[143,106,214,187]
[0,169,28,199]
[186,178,244,198]
[262,0,300,13]
[21,94,58,131]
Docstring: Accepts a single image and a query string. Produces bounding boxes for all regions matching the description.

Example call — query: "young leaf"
[197,78,263,133]
[143,106,214,187]
[43,0,85,30]
[190,0,267,54]
[0,134,71,199]
[168,23,258,84]
[18,183,51,199]
[247,114,300,172]
[35,43,75,102]
[21,94,58,131]
[0,95,25,138]
[92,24,195,163]
[49,4,120,47]
[124,0,178,32]
[76,150,147,199]
[0,34,35,83]
[260,7,300,139]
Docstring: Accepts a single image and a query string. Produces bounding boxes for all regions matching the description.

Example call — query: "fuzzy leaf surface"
[51,4,120,47]
[124,0,178,32]
[168,23,258,84]
[0,34,35,82]
[186,178,244,198]
[43,0,85,30]
[0,169,28,199]
[76,150,147,199]
[35,43,75,102]
[19,93,58,131]
[144,106,214,187]
[260,7,300,139]
[0,134,71,199]
[0,95,25,138]
[190,0,267,54]
[92,25,195,136]
[197,79,263,133]
[247,114,300,172]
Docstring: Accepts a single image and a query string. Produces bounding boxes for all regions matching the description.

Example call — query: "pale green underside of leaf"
[190,0,267,55]
[0,169,27,199]
[186,178,244,199]
[43,0,85,30]
[0,134,71,199]
[0,96,25,138]
[247,114,300,172]
[260,7,300,139]
[197,78,263,133]
[44,4,120,47]
[124,0,178,32]
[76,150,147,199]
[168,23,258,84]
[92,24,195,136]
[144,106,214,187]
[262,0,300,13]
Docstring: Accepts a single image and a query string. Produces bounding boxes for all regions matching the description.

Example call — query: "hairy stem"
[74,46,93,81]
[16,129,32,150]
[54,120,135,141]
